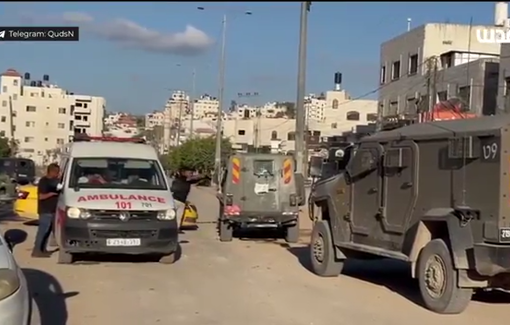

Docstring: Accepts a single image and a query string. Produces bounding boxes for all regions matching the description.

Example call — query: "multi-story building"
[236,102,286,119]
[379,22,502,117]
[191,94,219,119]
[0,68,105,165]
[162,90,189,151]
[304,94,327,122]
[145,111,164,129]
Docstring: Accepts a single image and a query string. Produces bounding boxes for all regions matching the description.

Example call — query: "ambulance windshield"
[68,158,167,190]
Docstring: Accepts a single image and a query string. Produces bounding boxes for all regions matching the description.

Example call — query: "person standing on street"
[32,163,60,258]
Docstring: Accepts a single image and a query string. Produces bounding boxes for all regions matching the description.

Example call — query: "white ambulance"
[54,136,179,264]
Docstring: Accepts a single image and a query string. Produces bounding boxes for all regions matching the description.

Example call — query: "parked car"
[0,229,40,324]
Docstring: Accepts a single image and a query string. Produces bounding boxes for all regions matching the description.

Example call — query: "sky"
[0,1,499,114]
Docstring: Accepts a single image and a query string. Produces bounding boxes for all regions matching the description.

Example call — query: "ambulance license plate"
[106,238,141,246]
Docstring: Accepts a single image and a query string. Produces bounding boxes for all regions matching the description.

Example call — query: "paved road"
[4,187,510,325]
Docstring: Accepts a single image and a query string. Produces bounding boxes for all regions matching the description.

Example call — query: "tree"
[162,136,232,173]
[0,137,18,158]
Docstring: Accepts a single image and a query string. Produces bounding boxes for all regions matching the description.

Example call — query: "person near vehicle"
[32,163,60,258]
[170,168,206,218]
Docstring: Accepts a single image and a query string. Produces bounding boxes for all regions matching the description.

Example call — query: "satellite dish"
[335,149,345,158]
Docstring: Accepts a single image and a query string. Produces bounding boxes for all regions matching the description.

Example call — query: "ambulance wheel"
[310,220,344,277]
[284,223,299,243]
[57,250,74,264]
[417,239,473,314]
[158,245,181,264]
[218,220,233,242]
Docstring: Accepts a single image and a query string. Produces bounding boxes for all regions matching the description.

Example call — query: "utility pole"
[426,57,438,114]
[254,106,261,150]
[295,2,309,176]
[189,68,197,139]
[213,13,227,186]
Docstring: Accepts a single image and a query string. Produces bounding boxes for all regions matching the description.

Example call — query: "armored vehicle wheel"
[57,250,74,264]
[285,223,299,243]
[417,239,473,314]
[218,220,233,242]
[310,220,344,277]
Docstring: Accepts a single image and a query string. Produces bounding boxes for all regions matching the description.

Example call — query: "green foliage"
[0,137,18,158]
[162,136,232,173]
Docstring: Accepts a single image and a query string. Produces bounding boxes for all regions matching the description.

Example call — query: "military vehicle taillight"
[224,204,241,216]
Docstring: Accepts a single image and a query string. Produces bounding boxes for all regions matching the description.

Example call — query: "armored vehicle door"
[346,143,383,237]
[381,141,417,235]
[241,156,281,213]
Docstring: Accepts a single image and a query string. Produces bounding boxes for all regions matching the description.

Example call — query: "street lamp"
[176,63,197,138]
[197,6,252,186]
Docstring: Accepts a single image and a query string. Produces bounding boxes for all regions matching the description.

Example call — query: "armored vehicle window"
[253,160,274,177]
[347,148,378,177]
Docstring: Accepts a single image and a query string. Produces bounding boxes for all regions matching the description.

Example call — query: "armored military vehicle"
[308,115,510,314]
[218,153,305,242]
[0,173,17,204]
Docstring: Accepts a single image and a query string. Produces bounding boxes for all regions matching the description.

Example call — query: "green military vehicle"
[308,115,510,314]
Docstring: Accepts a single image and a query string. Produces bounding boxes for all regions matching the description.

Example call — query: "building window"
[25,121,35,127]
[57,123,66,129]
[58,107,66,114]
[0,131,4,137]
[366,113,378,122]
[84,103,88,108]
[458,86,471,108]
[332,99,339,109]
[391,60,401,80]
[0,117,5,123]
[312,130,321,136]
[237,129,245,136]
[1,101,6,107]
[437,90,448,101]
[44,137,48,141]
[26,105,36,112]
[380,65,386,84]
[2,86,6,93]
[331,123,338,129]
[409,54,418,75]
[389,100,399,115]
[24,136,34,143]
[57,138,65,145]
[13,79,18,86]
[440,53,453,69]
[346,111,360,121]
[75,102,82,107]
[287,132,296,141]
[12,94,17,100]
[271,131,278,140]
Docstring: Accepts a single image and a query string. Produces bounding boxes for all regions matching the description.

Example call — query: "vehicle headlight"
[67,207,91,219]
[157,209,176,220]
[0,269,20,301]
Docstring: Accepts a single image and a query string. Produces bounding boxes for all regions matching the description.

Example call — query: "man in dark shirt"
[32,163,60,257]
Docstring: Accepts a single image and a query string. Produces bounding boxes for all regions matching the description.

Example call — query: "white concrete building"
[236,102,286,119]
[145,111,164,129]
[192,94,219,119]
[223,88,377,151]
[163,90,189,151]
[0,69,105,165]
[304,94,327,122]
[379,22,502,117]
